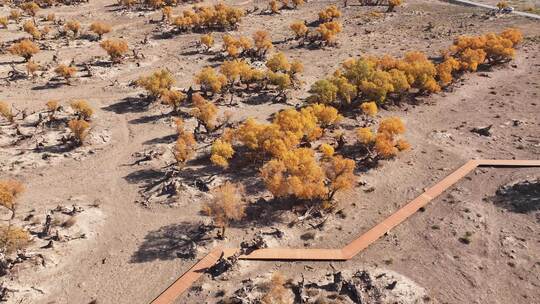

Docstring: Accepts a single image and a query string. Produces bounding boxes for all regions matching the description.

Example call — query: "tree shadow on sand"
[130,222,214,263]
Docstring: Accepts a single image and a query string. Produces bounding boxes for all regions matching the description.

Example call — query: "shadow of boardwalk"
[131,222,214,263]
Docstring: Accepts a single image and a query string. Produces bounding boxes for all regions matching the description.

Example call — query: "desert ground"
[0,0,539,303]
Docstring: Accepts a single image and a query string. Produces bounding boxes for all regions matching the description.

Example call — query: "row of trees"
[212,30,273,59]
[1,98,93,146]
[356,0,403,12]
[306,28,523,106]
[170,3,245,32]
[268,0,305,14]
[193,52,303,99]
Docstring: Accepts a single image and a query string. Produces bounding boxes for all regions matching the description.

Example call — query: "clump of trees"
[171,4,245,33]
[214,30,273,59]
[267,0,304,14]
[305,29,523,107]
[289,7,343,47]
[359,0,403,12]
[193,53,302,101]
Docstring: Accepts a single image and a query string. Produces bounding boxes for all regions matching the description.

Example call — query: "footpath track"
[151,159,540,304]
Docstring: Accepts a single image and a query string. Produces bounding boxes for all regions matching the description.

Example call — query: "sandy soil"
[0,0,539,303]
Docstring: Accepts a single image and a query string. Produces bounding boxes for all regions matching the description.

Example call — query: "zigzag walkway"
[151,159,540,304]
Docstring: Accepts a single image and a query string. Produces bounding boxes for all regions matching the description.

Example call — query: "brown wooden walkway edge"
[150,159,540,304]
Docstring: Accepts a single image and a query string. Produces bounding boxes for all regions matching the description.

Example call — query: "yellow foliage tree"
[23,20,41,39]
[70,99,93,120]
[203,181,246,238]
[100,38,129,63]
[55,64,77,84]
[200,34,214,52]
[90,21,112,39]
[64,20,81,37]
[68,119,90,146]
[8,39,39,62]
[191,93,218,132]
[0,180,24,219]
[290,21,308,39]
[0,225,32,254]
[173,118,197,166]
[318,5,341,22]
[137,69,175,100]
[253,30,273,57]
[360,101,378,116]
[194,67,227,95]
[387,0,403,12]
[210,139,235,168]
[260,148,327,200]
[161,89,185,114]
[0,101,14,123]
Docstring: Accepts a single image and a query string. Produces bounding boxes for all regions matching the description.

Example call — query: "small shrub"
[203,181,246,238]
[68,119,90,145]
[26,60,40,77]
[70,100,94,120]
[100,38,129,63]
[54,64,77,84]
[46,13,55,22]
[46,100,60,120]
[191,93,217,132]
[261,272,293,304]
[0,180,24,218]
[0,101,14,123]
[23,20,41,39]
[64,20,81,37]
[387,0,402,12]
[360,101,378,116]
[0,225,32,253]
[162,6,173,22]
[319,143,334,158]
[21,2,40,17]
[173,118,197,166]
[9,10,22,22]
[161,89,185,114]
[8,39,39,62]
[318,5,341,22]
[0,17,8,28]
[290,21,308,39]
[200,34,214,51]
[89,21,112,39]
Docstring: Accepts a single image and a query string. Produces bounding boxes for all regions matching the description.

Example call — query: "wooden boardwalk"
[150,159,540,304]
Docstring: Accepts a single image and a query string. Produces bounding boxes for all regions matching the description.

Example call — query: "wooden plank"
[150,248,224,304]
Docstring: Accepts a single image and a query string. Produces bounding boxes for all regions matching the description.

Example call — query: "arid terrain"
[0,0,539,303]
